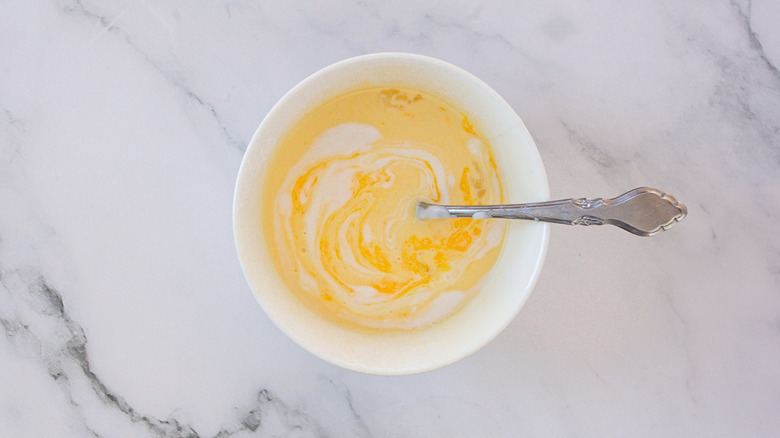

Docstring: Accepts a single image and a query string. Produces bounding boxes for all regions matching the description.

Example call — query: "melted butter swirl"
[265,88,506,330]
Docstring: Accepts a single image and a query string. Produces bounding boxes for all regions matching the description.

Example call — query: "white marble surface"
[1,0,779,436]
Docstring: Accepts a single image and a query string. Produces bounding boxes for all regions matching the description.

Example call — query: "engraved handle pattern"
[418,187,687,236]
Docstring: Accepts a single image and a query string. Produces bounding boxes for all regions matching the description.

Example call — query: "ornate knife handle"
[418,187,687,236]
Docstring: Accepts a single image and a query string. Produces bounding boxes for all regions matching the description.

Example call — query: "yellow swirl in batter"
[263,87,507,330]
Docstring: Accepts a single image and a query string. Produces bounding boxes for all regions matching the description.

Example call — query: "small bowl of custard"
[234,53,549,375]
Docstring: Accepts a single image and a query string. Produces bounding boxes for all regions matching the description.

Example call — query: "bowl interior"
[234,53,549,375]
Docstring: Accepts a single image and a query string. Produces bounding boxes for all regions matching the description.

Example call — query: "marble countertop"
[2,1,779,436]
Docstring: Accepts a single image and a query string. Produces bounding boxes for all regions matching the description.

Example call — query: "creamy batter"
[263,87,507,330]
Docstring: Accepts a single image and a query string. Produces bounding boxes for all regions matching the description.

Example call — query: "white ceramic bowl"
[234,53,549,375]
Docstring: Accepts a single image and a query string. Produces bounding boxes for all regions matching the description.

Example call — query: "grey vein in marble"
[58,0,245,151]
[555,117,638,187]
[422,11,524,54]
[658,286,698,405]
[0,269,330,437]
[325,378,371,438]
[731,0,780,78]
[0,110,24,172]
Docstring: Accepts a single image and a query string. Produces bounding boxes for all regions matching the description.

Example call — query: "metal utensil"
[417,187,687,236]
